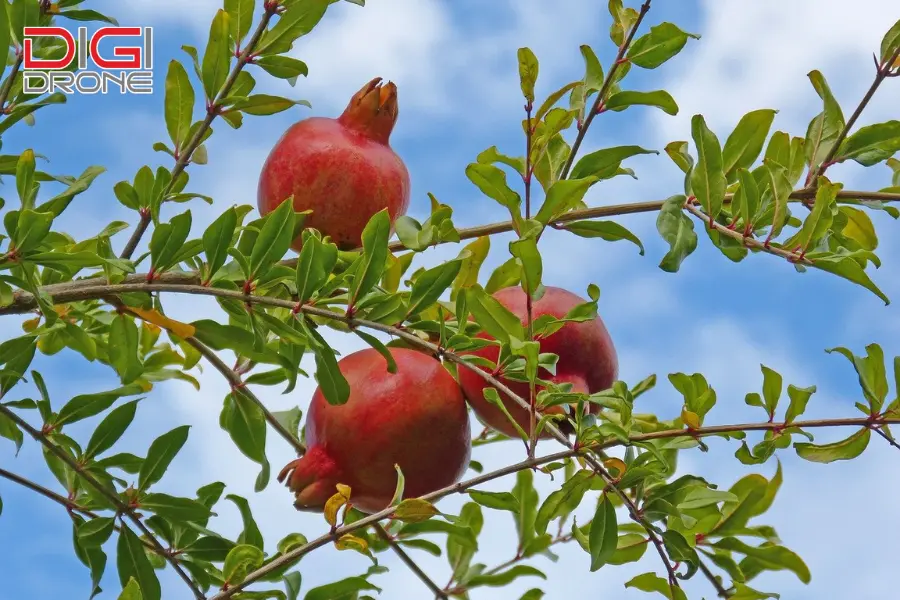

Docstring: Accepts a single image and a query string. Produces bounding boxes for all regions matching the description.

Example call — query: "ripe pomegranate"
[457,286,618,439]
[278,347,471,514]
[257,77,411,251]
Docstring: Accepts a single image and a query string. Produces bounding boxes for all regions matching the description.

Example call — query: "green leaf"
[141,493,213,522]
[164,60,195,149]
[465,163,522,217]
[117,524,161,600]
[16,149,36,209]
[85,400,139,458]
[13,209,54,253]
[348,209,391,306]
[468,490,520,512]
[784,384,816,424]
[509,237,542,297]
[250,198,297,279]
[54,384,141,428]
[76,517,115,548]
[108,315,142,384]
[227,494,264,549]
[407,259,463,317]
[466,565,546,589]
[656,195,697,272]
[202,207,239,282]
[36,165,107,217]
[150,210,192,273]
[0,0,10,81]
[560,220,644,255]
[225,0,255,43]
[517,47,539,103]
[303,577,380,600]
[808,249,889,305]
[690,114,726,220]
[118,577,143,600]
[723,109,777,179]
[589,495,619,571]
[221,391,269,490]
[625,572,688,600]
[880,19,900,64]
[760,365,782,417]
[453,236,491,294]
[783,177,839,252]
[257,0,330,56]
[295,235,338,303]
[534,177,597,224]
[466,285,525,343]
[713,537,811,583]
[764,160,792,240]
[570,145,657,180]
[795,427,871,463]
[827,344,888,413]
[223,544,265,585]
[627,22,699,69]
[228,94,310,115]
[202,9,231,100]
[255,56,309,82]
[138,425,191,491]
[839,206,878,251]
[836,120,900,166]
[580,45,604,93]
[307,328,350,406]
[184,536,236,562]
[804,70,845,170]
[605,90,678,115]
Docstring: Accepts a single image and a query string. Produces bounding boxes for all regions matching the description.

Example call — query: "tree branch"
[812,45,900,182]
[559,0,653,180]
[373,523,448,599]
[206,414,898,599]
[0,53,24,112]
[0,406,205,599]
[119,8,276,260]
[2,189,897,317]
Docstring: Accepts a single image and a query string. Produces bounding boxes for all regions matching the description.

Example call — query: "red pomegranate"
[278,347,471,514]
[257,77,411,251]
[457,286,618,439]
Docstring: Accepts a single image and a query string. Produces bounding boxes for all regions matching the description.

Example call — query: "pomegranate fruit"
[457,286,618,439]
[257,77,411,251]
[278,347,471,514]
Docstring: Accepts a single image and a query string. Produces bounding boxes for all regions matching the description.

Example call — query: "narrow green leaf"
[117,524,161,600]
[690,114,726,220]
[201,9,231,99]
[202,207,239,282]
[407,259,462,316]
[225,0,255,43]
[348,209,391,306]
[723,109,777,179]
[570,145,657,180]
[517,47,539,103]
[605,90,678,115]
[627,22,699,69]
[534,177,597,224]
[656,195,697,272]
[257,0,329,56]
[138,425,191,491]
[795,427,871,463]
[85,400,139,458]
[295,235,338,303]
[589,495,619,571]
[164,60,194,149]
[466,285,525,343]
[561,220,644,255]
[249,198,297,278]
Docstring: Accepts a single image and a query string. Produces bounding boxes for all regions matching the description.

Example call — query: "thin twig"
[373,524,448,599]
[873,425,900,451]
[184,336,306,455]
[0,53,24,111]
[119,8,276,259]
[0,406,205,599]
[812,45,900,182]
[206,414,897,599]
[3,189,897,317]
[524,96,537,459]
[559,0,653,180]
[697,556,730,598]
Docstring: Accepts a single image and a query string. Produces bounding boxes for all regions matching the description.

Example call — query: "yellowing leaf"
[603,458,627,478]
[334,533,369,554]
[392,498,438,523]
[323,484,351,527]
[681,407,701,429]
[129,307,197,339]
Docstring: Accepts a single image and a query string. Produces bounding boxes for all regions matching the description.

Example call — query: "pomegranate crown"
[337,77,399,144]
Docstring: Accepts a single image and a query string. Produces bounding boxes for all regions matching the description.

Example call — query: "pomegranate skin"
[278,347,471,514]
[257,78,411,251]
[457,286,618,439]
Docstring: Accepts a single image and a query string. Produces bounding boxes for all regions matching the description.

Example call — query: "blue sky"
[2,0,900,598]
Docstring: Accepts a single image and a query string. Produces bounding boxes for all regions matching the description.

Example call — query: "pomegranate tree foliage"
[0,0,899,598]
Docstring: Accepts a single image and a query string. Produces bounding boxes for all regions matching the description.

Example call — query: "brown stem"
[697,555,730,598]
[206,414,897,599]
[0,466,179,557]
[559,0,653,180]
[373,523,447,599]
[0,406,204,599]
[0,53,24,111]
[873,425,900,451]
[184,336,305,455]
[119,9,275,260]
[5,189,897,317]
[813,45,900,181]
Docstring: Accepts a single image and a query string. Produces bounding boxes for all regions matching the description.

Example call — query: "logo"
[22,26,154,95]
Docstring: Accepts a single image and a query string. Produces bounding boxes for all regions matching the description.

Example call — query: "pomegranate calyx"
[337,76,399,144]
[277,446,343,512]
